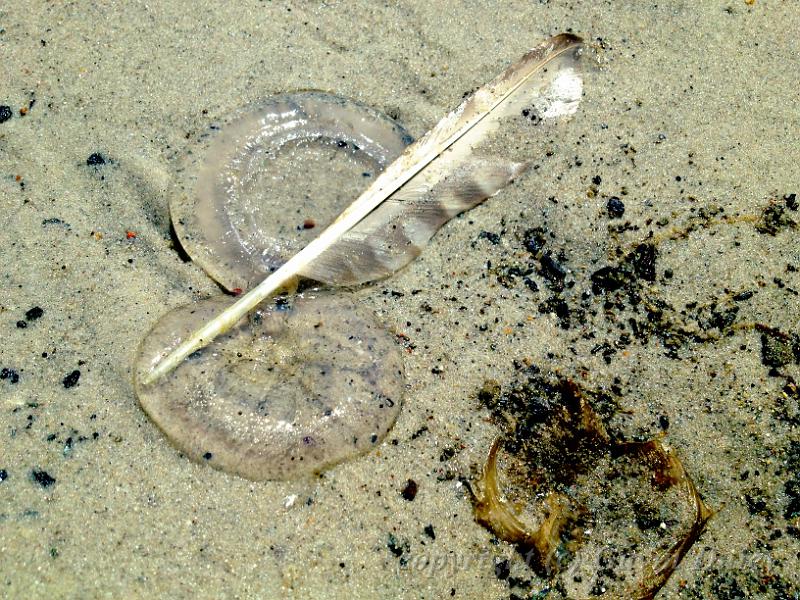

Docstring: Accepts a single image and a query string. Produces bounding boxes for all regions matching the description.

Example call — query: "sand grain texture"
[1,2,798,598]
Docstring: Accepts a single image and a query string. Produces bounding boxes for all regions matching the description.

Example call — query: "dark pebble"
[42,217,69,228]
[400,479,418,501]
[478,230,501,245]
[0,469,7,483]
[423,524,436,539]
[477,380,501,406]
[523,228,547,255]
[439,447,456,461]
[630,243,657,281]
[592,175,602,185]
[539,253,567,288]
[707,305,739,331]
[538,296,571,329]
[86,153,106,166]
[62,369,81,388]
[521,107,541,123]
[523,277,539,292]
[0,105,12,123]
[745,494,769,516]
[733,290,755,302]
[16,320,28,329]
[607,196,625,218]
[203,452,213,460]
[659,415,670,430]
[786,193,798,211]
[386,533,408,558]
[1,368,20,384]
[410,425,428,440]
[25,306,44,321]
[494,558,511,580]
[590,266,628,294]
[784,478,800,519]
[31,469,56,487]
[784,441,800,472]
[757,203,794,235]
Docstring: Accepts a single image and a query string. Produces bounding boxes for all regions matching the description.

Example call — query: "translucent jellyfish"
[134,292,405,480]
[170,92,413,292]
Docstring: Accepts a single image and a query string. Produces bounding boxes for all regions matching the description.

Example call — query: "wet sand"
[1,1,798,598]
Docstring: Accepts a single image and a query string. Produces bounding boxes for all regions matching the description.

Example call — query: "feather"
[142,33,584,384]
[302,158,529,285]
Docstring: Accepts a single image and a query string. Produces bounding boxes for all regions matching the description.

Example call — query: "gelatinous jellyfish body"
[170,92,413,292]
[135,93,411,480]
[135,293,405,480]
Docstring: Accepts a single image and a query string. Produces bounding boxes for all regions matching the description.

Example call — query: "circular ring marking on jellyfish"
[134,292,405,480]
[170,92,413,292]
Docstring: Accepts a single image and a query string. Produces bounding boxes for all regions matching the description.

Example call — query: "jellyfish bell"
[170,92,413,292]
[134,292,405,480]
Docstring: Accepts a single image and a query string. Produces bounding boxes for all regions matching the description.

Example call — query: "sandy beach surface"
[1,1,799,598]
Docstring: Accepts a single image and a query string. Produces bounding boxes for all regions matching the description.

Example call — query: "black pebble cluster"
[0,368,19,384]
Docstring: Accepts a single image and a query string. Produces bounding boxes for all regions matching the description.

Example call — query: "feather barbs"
[142,33,585,385]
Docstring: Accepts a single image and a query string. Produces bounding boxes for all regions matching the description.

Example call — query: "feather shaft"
[142,33,583,385]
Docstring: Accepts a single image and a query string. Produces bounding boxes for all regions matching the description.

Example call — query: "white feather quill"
[142,33,584,384]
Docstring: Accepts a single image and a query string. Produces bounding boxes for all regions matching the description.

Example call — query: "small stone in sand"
[31,470,56,488]
[63,370,81,388]
[25,306,44,321]
[86,153,106,166]
[400,479,418,501]
[607,196,625,218]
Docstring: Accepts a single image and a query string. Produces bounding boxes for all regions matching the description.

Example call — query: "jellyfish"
[136,93,411,479]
